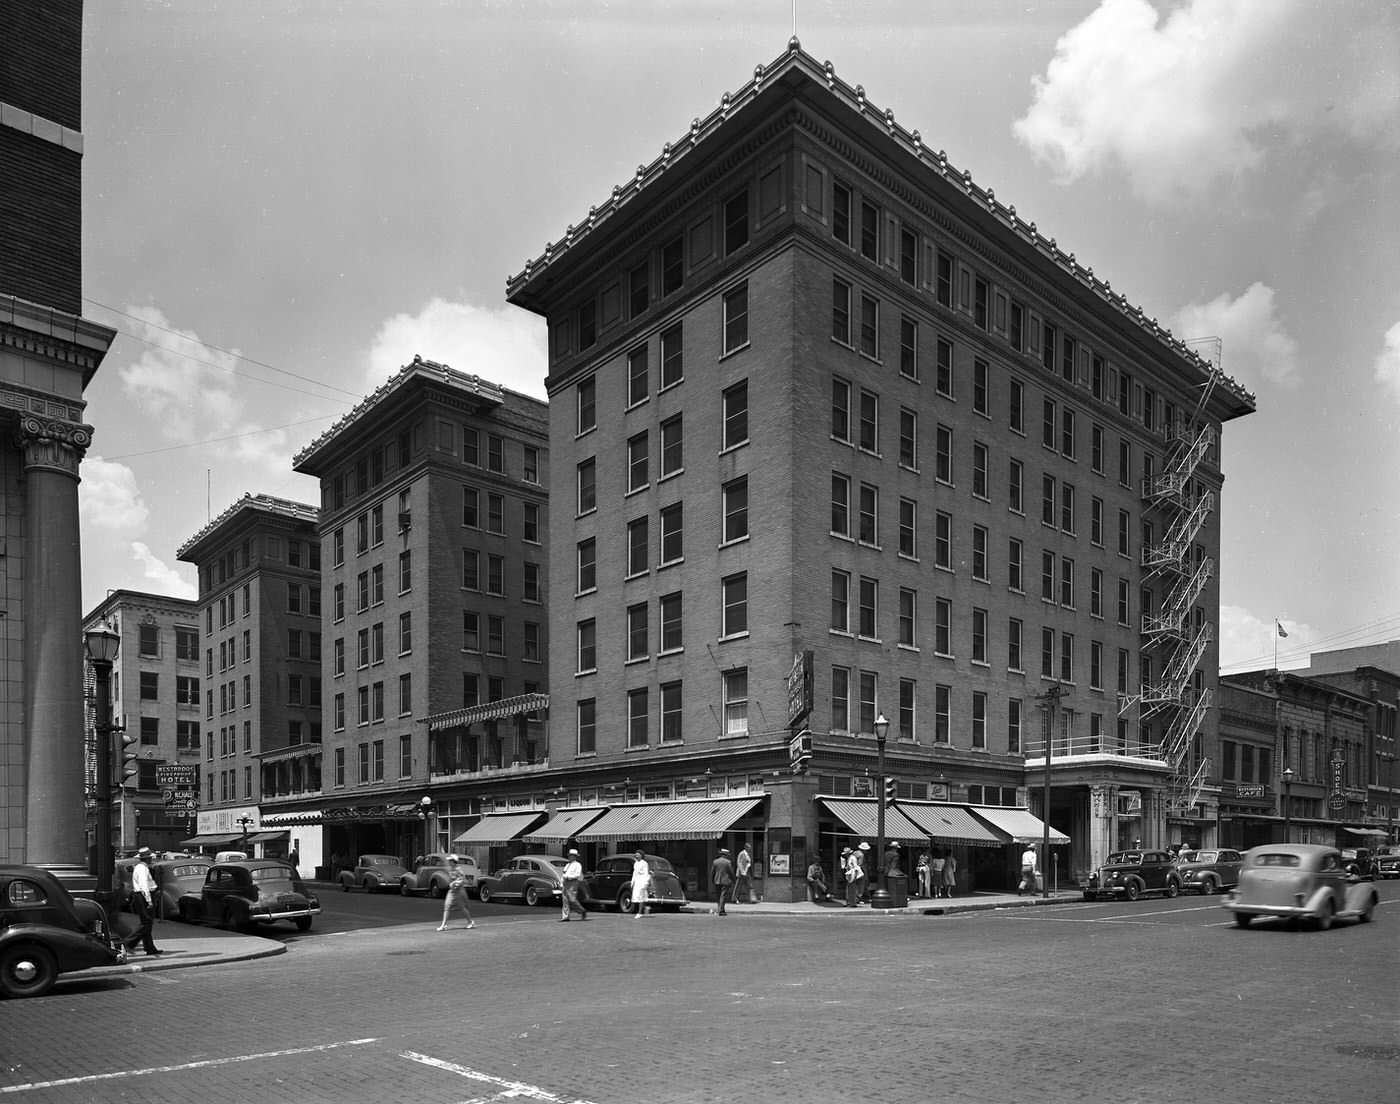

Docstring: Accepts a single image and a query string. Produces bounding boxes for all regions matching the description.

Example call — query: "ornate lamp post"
[1035,682,1067,899]
[236,815,254,852]
[417,795,434,856]
[84,626,121,910]
[870,713,892,909]
[1281,766,1294,844]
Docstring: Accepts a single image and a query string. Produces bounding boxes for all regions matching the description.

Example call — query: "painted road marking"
[0,1038,379,1094]
[400,1050,600,1104]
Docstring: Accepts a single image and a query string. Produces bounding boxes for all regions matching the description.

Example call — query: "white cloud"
[116,305,290,468]
[1013,0,1400,204]
[1170,283,1299,391]
[132,542,198,600]
[79,458,195,601]
[1219,605,1313,672]
[1376,320,1400,403]
[364,299,549,399]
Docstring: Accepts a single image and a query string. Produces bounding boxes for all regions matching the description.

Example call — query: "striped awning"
[181,834,242,847]
[969,806,1070,846]
[453,811,545,846]
[814,797,928,842]
[899,803,1005,848]
[522,807,609,845]
[247,830,289,843]
[259,810,324,827]
[422,693,550,730]
[574,797,763,842]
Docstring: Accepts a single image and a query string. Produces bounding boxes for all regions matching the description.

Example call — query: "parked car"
[400,852,479,899]
[583,854,688,913]
[1223,844,1379,930]
[1339,848,1377,879]
[1082,849,1182,901]
[1174,849,1245,895]
[477,856,568,907]
[0,865,127,998]
[338,854,410,893]
[178,860,320,932]
[1375,845,1400,879]
[151,857,213,919]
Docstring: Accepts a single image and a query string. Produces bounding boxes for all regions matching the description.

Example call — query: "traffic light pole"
[871,714,892,909]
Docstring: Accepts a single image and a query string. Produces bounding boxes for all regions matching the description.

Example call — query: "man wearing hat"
[710,847,735,916]
[126,847,162,955]
[560,848,589,921]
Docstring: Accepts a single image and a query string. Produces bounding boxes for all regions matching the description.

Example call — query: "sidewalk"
[72,919,286,982]
[682,888,1080,915]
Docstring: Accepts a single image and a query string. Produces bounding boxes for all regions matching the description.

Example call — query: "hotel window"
[972,441,988,498]
[333,583,344,621]
[523,445,539,484]
[972,525,989,581]
[1008,538,1024,592]
[660,592,683,652]
[627,432,649,493]
[859,671,878,734]
[1041,627,1055,679]
[1008,617,1023,671]
[972,691,988,748]
[399,551,411,593]
[858,576,878,639]
[333,527,344,567]
[1009,301,1024,352]
[935,597,952,656]
[371,621,385,664]
[721,573,748,638]
[899,498,917,557]
[628,347,648,407]
[935,424,952,483]
[935,511,952,570]
[831,666,851,731]
[858,483,878,545]
[399,612,412,655]
[723,283,749,354]
[1091,424,1104,473]
[972,608,988,664]
[831,376,851,440]
[1042,321,1057,373]
[1090,568,1104,618]
[900,226,918,283]
[974,278,989,330]
[660,323,683,388]
[724,187,749,253]
[1042,475,1056,527]
[1009,378,1025,433]
[372,683,385,724]
[523,621,540,663]
[722,381,748,450]
[357,686,370,726]
[463,427,480,466]
[372,563,385,604]
[462,486,479,528]
[357,512,369,553]
[629,260,649,318]
[357,572,369,613]
[1061,632,1075,683]
[858,389,878,451]
[1092,353,1105,400]
[1042,399,1057,450]
[486,554,504,597]
[1119,439,1132,486]
[577,458,596,515]
[577,538,596,593]
[660,415,683,477]
[486,493,504,535]
[859,200,879,261]
[723,668,749,735]
[1091,641,1104,690]
[1062,409,1076,459]
[936,337,954,397]
[1008,699,1023,753]
[1061,557,1075,608]
[524,561,540,602]
[627,603,649,661]
[1118,509,1131,556]
[661,235,684,297]
[578,300,597,351]
[660,504,683,564]
[936,250,953,308]
[899,678,917,741]
[1041,550,1056,603]
[832,279,851,345]
[1118,579,1131,626]
[577,699,597,755]
[1009,458,1024,513]
[523,501,540,544]
[831,473,851,537]
[831,570,851,633]
[627,518,649,577]
[934,684,951,743]
[973,358,989,415]
[898,588,916,647]
[859,294,879,358]
[1091,497,1104,546]
[577,376,596,434]
[577,619,597,673]
[832,180,851,245]
[660,682,682,743]
[722,477,749,543]
[1062,334,1077,382]
[899,408,917,468]
[900,317,918,379]
[463,612,480,653]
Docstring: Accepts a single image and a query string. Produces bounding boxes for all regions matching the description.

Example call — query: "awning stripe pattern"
[815,797,928,842]
[968,806,1070,845]
[574,797,763,842]
[423,693,550,730]
[260,811,323,827]
[522,807,609,844]
[453,811,545,846]
[898,803,1005,847]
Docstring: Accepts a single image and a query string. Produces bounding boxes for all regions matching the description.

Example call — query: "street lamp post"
[870,714,892,909]
[417,795,434,856]
[237,815,254,852]
[84,627,121,911]
[1281,766,1294,844]
[1035,682,1066,900]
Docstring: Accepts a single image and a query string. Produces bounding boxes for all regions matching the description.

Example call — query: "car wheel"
[1359,895,1376,923]
[177,900,190,923]
[340,880,350,892]
[1315,899,1335,932]
[294,916,313,932]
[478,885,493,904]
[363,878,378,894]
[618,888,635,914]
[525,884,541,907]
[0,944,59,1000]
[1199,875,1218,896]
[1164,878,1180,899]
[429,881,444,900]
[1124,879,1142,902]
[400,880,413,897]
[1082,892,1096,901]
[1234,913,1252,928]
[222,904,245,932]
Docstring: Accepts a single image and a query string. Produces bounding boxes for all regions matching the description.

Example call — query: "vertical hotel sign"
[787,650,813,729]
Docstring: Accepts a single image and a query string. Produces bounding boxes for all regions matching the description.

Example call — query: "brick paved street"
[1,889,1395,1103]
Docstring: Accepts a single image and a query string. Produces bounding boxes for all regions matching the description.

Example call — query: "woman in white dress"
[630,851,652,917]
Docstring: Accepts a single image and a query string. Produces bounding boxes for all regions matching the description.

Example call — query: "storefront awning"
[422,692,550,730]
[899,803,1006,847]
[815,797,928,842]
[247,830,289,843]
[969,806,1070,846]
[453,811,545,846]
[181,834,242,847]
[260,810,323,827]
[575,797,763,842]
[522,807,609,845]
[1344,827,1389,839]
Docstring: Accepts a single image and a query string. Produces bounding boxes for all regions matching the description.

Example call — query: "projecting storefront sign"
[787,650,813,729]
[1235,785,1265,798]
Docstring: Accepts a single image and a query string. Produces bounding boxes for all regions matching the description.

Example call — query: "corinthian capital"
[17,414,93,477]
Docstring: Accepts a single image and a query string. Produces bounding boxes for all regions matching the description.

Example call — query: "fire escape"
[1121,358,1224,815]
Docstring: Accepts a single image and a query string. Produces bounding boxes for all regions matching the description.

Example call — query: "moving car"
[1375,845,1400,879]
[1339,848,1377,879]
[400,852,479,899]
[151,857,213,919]
[584,853,688,913]
[477,856,568,906]
[338,854,410,893]
[1082,849,1182,901]
[1223,844,1379,930]
[0,865,127,998]
[1174,849,1245,895]
[178,860,321,932]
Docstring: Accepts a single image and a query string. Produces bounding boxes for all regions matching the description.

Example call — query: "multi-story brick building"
[290,357,549,875]
[505,41,1255,899]
[175,494,322,863]
[2,0,116,873]
[81,591,202,854]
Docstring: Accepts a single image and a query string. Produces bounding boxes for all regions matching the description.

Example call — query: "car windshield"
[1106,853,1141,864]
[648,858,675,873]
[1252,852,1301,868]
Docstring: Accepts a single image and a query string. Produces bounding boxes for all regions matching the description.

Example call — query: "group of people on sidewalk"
[801,842,959,906]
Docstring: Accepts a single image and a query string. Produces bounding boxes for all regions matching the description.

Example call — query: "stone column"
[1089,784,1118,873]
[19,414,92,870]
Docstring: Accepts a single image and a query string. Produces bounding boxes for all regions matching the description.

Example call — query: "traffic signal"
[119,729,140,786]
[884,776,897,806]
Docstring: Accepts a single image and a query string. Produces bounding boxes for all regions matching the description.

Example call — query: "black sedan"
[477,856,568,907]
[0,865,127,998]
[178,860,320,932]
[584,854,688,913]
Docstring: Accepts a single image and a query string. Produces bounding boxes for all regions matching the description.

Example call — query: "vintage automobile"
[583,854,688,913]
[1339,848,1377,879]
[178,860,320,932]
[151,857,213,919]
[1375,845,1400,879]
[0,865,127,998]
[338,854,410,893]
[1082,849,1182,901]
[400,852,479,899]
[1174,848,1245,895]
[1223,844,1379,930]
[477,856,569,906]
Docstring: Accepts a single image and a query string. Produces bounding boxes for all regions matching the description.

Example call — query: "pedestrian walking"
[941,849,958,898]
[845,845,867,907]
[734,844,752,904]
[630,851,652,917]
[856,841,871,903]
[560,849,589,921]
[916,851,932,898]
[711,847,735,916]
[437,854,476,930]
[1018,843,1039,896]
[125,847,162,956]
[287,845,300,878]
[806,853,828,902]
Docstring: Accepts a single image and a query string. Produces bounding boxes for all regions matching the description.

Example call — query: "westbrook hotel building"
[504,41,1254,901]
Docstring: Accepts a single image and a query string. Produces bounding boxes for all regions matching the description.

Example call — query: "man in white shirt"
[735,845,752,904]
[1019,844,1039,896]
[126,847,163,955]
[560,849,589,921]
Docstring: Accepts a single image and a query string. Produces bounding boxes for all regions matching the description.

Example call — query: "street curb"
[71,938,286,982]
[680,894,1077,916]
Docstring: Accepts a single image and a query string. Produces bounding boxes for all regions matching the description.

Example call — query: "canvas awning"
[1344,827,1389,839]
[181,834,242,847]
[522,807,609,845]
[422,693,550,730]
[259,809,323,827]
[969,806,1070,846]
[898,803,1006,847]
[574,797,763,842]
[452,811,545,846]
[815,797,928,842]
[247,830,289,843]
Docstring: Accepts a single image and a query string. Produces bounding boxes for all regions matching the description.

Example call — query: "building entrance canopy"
[453,811,545,846]
[574,797,763,842]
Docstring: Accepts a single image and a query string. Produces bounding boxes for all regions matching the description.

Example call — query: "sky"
[75,0,1400,674]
